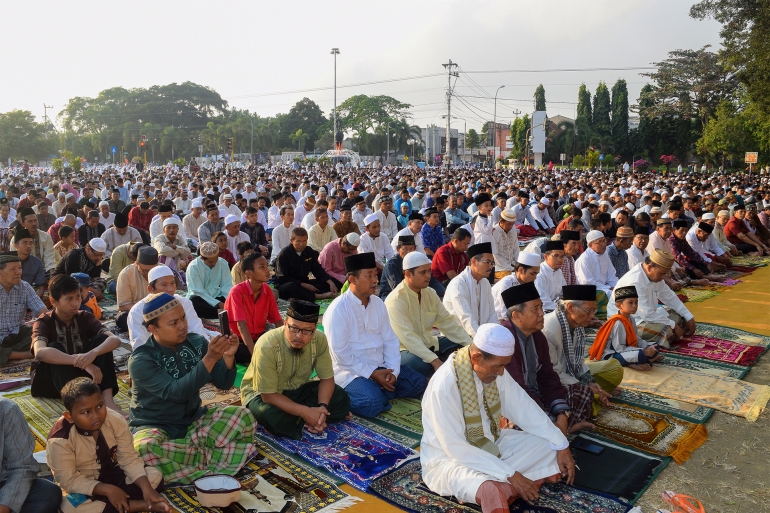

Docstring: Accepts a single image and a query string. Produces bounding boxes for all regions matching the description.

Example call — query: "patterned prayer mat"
[571,434,669,504]
[695,322,770,349]
[352,416,421,449]
[116,371,241,408]
[256,420,417,491]
[593,403,708,464]
[659,353,749,379]
[4,381,131,436]
[612,389,714,424]
[620,366,770,422]
[370,459,632,513]
[0,360,32,381]
[373,397,424,436]
[163,441,360,513]
[31,427,46,453]
[730,255,770,267]
[679,288,719,303]
[662,335,764,366]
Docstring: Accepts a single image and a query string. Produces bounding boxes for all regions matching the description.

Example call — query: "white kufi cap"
[516,252,541,267]
[474,323,515,357]
[88,238,107,252]
[586,230,605,243]
[148,265,174,282]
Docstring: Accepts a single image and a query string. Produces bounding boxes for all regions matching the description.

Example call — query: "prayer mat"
[4,381,131,436]
[662,335,764,366]
[721,269,753,280]
[256,420,417,491]
[278,297,291,318]
[31,427,46,453]
[201,319,221,333]
[370,459,632,513]
[695,322,770,349]
[317,298,334,315]
[679,288,719,303]
[162,441,360,513]
[351,415,421,449]
[199,382,241,407]
[620,366,770,422]
[612,389,714,424]
[593,403,708,464]
[0,360,32,381]
[729,255,770,267]
[658,353,749,379]
[570,434,669,504]
[370,397,424,436]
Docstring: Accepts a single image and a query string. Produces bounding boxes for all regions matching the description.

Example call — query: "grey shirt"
[0,398,42,512]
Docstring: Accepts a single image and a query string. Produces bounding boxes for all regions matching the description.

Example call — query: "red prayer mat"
[662,335,764,366]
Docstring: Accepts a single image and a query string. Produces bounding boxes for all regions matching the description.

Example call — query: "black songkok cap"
[562,284,596,301]
[339,204,352,212]
[137,246,159,265]
[614,285,638,301]
[12,228,32,243]
[474,193,492,206]
[114,213,128,228]
[634,225,649,236]
[698,221,714,234]
[559,230,580,242]
[287,299,320,324]
[397,235,416,246]
[672,219,689,229]
[344,252,377,273]
[408,212,424,222]
[159,204,173,213]
[544,240,564,252]
[502,281,540,309]
[467,242,492,259]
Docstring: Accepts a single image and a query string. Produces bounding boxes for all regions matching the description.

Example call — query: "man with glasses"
[239,299,350,439]
[575,230,617,320]
[443,242,497,338]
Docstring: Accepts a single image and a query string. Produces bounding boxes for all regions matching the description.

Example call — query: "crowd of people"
[0,156,769,512]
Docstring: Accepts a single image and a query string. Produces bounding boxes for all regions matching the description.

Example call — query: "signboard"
[599,154,605,161]
[745,152,758,164]
[111,146,116,154]
[560,153,566,161]
[198,145,204,153]
[505,135,513,149]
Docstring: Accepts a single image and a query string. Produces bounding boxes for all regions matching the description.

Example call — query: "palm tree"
[289,129,310,151]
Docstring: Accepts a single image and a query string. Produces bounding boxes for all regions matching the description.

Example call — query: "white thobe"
[529,205,555,230]
[98,212,115,230]
[226,231,251,261]
[358,232,395,263]
[300,212,317,230]
[473,215,496,250]
[649,230,685,273]
[575,248,617,293]
[491,273,520,320]
[608,263,694,328]
[269,223,293,264]
[534,261,567,312]
[443,267,497,337]
[267,205,282,229]
[600,316,652,362]
[127,293,214,349]
[421,352,567,503]
[492,226,519,272]
[626,244,648,268]
[183,213,207,244]
[352,208,372,233]
[376,210,399,241]
[685,225,724,263]
[149,216,187,242]
[293,204,314,226]
[391,227,425,254]
[102,227,142,257]
[323,291,401,388]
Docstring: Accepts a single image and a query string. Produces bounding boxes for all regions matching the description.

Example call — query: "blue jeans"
[107,280,117,295]
[400,337,463,378]
[428,276,445,297]
[344,365,427,417]
[18,478,62,513]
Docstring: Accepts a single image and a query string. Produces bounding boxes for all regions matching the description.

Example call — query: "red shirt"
[128,206,153,232]
[224,281,281,340]
[431,242,469,282]
[220,249,236,268]
[724,216,749,246]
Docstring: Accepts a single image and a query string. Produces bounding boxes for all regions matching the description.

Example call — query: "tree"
[534,84,546,111]
[576,84,593,128]
[593,82,612,139]
[509,115,530,161]
[611,79,630,158]
[466,128,480,150]
[284,98,327,151]
[289,129,310,152]
[337,95,411,154]
[0,110,54,162]
[697,99,765,166]
[691,0,770,114]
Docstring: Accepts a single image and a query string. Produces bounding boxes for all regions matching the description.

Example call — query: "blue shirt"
[444,207,470,225]
[421,223,445,252]
[186,257,233,307]
[395,198,412,216]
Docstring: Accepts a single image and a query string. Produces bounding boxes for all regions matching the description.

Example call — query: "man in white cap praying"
[492,208,520,281]
[358,212,395,272]
[224,214,250,260]
[421,323,573,512]
[575,230,617,319]
[491,252,541,321]
[529,197,555,234]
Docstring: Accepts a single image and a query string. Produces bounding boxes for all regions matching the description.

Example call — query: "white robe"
[358,232,395,263]
[575,248,617,293]
[491,273,520,320]
[391,227,425,254]
[492,225,519,272]
[626,244,648,268]
[534,261,567,312]
[443,267,497,337]
[421,352,567,503]
[127,294,214,349]
[608,263,693,327]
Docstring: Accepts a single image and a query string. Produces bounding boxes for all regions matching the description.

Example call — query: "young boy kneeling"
[588,285,663,371]
[47,377,170,513]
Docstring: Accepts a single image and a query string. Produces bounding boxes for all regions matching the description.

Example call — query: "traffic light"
[140,141,145,149]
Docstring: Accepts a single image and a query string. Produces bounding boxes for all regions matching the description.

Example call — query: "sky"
[2,0,723,133]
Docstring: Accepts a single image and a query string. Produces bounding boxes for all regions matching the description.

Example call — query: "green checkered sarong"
[133,405,256,484]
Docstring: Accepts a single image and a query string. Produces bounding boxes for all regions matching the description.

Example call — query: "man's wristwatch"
[318,402,329,409]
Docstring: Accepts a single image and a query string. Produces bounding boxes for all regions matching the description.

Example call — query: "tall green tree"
[576,84,592,127]
[466,128,480,150]
[289,129,310,151]
[593,82,612,139]
[534,84,547,111]
[509,115,531,160]
[337,95,411,153]
[611,79,630,158]
[0,110,54,162]
[283,98,327,151]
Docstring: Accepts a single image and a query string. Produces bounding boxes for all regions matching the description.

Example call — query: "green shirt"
[128,333,236,439]
[240,326,334,408]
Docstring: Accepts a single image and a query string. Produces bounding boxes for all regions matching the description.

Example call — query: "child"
[47,377,170,513]
[588,285,663,370]
[73,272,102,320]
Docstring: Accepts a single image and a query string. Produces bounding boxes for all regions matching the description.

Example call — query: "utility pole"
[331,48,340,135]
[43,104,54,139]
[442,59,459,167]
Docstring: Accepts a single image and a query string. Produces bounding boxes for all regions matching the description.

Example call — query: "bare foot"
[628,363,652,371]
[315,292,334,300]
[690,279,710,286]
[651,354,665,363]
[568,420,595,433]
[105,398,129,419]
[610,387,622,396]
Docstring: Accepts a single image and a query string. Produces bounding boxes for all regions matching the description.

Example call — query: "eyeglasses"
[287,324,315,336]
[576,305,597,316]
[477,259,494,266]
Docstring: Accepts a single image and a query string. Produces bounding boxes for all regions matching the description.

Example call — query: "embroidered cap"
[142,292,181,322]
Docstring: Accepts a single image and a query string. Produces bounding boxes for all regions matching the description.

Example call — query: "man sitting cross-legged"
[385,251,472,378]
[275,227,339,301]
[421,323,574,512]
[323,253,427,417]
[129,293,256,484]
[240,299,351,440]
[443,242,497,338]
[31,274,126,417]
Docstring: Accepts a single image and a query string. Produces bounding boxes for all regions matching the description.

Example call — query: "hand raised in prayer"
[371,369,396,392]
[85,364,103,385]
[507,471,539,501]
[556,448,576,485]
[589,383,612,408]
[73,350,97,369]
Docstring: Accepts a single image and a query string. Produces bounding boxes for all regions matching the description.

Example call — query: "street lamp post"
[493,85,505,162]
[386,121,390,166]
[331,48,340,134]
[443,115,466,164]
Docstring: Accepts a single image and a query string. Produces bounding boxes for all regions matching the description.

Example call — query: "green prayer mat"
[612,388,714,424]
[5,381,131,436]
[695,322,770,350]
[679,288,720,303]
[370,397,424,437]
[658,353,749,379]
[351,415,421,448]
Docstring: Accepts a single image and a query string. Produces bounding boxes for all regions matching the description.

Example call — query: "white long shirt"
[685,225,724,263]
[376,210,399,241]
[491,273,520,320]
[608,263,694,328]
[323,291,401,389]
[421,351,567,503]
[127,293,214,349]
[391,227,425,254]
[492,225,519,272]
[575,247,618,293]
[270,223,293,264]
[226,230,251,261]
[534,261,567,312]
[443,267,497,337]
[358,232,395,263]
[267,205,282,229]
[626,244,649,268]
[529,204,555,230]
[149,216,187,242]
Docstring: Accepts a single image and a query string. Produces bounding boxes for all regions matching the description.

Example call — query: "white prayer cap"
[539,197,550,206]
[702,212,716,220]
[625,202,636,212]
[403,251,431,270]
[474,323,515,357]
[99,201,109,207]
[65,193,75,199]
[586,230,605,243]
[58,191,66,197]
[224,214,240,226]
[88,237,107,252]
[191,199,203,208]
[163,217,181,227]
[222,194,233,200]
[148,265,174,282]
[717,210,730,218]
[345,232,360,246]
[516,252,541,267]
[649,206,662,214]
[500,208,516,222]
[364,213,379,226]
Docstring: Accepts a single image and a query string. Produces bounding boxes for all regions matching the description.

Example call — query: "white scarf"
[459,267,493,330]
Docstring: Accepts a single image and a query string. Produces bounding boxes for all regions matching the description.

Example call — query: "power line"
[462,66,656,74]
